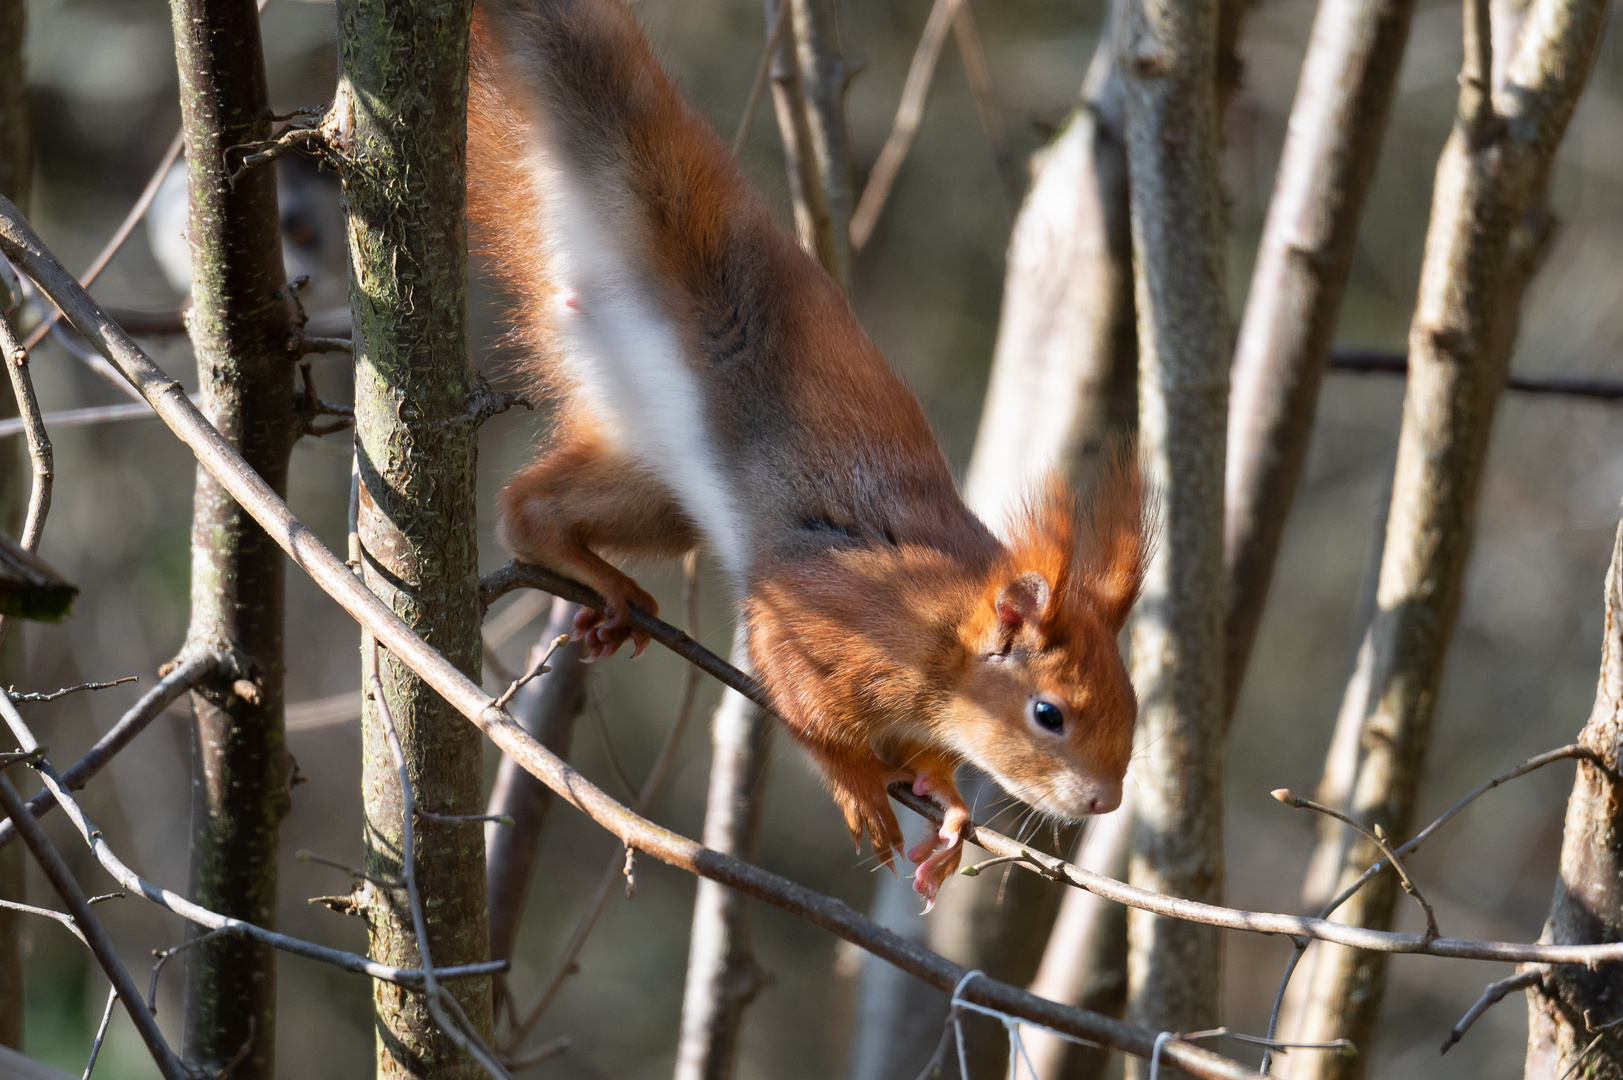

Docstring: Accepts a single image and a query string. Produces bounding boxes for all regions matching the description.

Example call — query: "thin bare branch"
[1329,348,1623,402]
[849,0,957,250]
[0,653,219,852]
[1441,966,1543,1053]
[734,0,794,157]
[948,0,1021,208]
[6,676,138,704]
[82,984,116,1079]
[19,132,183,364]
[506,570,704,1056]
[0,313,48,552]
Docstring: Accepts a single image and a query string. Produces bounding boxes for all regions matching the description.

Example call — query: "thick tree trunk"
[1284,0,1607,1072]
[0,0,27,1047]
[1525,507,1623,1076]
[335,0,492,1072]
[168,0,299,1073]
[1117,0,1232,1058]
[1221,0,1419,724]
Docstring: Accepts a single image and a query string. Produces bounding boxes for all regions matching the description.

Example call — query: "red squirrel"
[467,0,1151,904]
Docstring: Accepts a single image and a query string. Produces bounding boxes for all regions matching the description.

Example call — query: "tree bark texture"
[335,0,492,1071]
[961,41,1136,528]
[786,0,852,289]
[1221,0,1418,725]
[1285,0,1608,1072]
[168,0,300,1073]
[674,637,773,1080]
[1117,0,1232,1056]
[766,0,844,287]
[1526,508,1623,1076]
[0,0,27,1046]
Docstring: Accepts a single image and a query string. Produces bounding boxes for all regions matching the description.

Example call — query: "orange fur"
[469,0,1152,901]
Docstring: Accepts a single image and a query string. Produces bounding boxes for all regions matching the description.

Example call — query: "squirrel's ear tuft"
[995,571,1052,633]
[1077,445,1155,632]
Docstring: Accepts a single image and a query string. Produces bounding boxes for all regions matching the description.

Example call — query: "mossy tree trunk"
[334,0,492,1073]
[168,0,300,1075]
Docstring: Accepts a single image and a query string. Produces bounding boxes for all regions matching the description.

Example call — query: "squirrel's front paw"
[907,775,971,912]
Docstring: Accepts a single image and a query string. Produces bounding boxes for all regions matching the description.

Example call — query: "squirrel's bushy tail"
[468,0,765,396]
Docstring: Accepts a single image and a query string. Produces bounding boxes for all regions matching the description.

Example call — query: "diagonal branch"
[0,771,188,1080]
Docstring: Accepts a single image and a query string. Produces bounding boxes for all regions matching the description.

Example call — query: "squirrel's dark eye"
[1030,699,1064,733]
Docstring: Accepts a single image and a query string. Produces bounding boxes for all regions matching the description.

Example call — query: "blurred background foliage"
[6,0,1623,1075]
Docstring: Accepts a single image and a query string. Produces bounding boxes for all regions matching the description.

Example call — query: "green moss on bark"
[335,0,491,1073]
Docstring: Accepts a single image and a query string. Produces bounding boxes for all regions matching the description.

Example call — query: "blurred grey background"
[6,0,1623,1076]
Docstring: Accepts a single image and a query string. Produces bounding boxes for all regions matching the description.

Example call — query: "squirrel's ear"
[996,571,1052,634]
[1079,447,1154,633]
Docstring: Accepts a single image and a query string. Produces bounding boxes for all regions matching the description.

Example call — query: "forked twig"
[1271,788,1440,941]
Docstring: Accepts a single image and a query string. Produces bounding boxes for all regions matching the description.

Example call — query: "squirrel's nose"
[1087,784,1122,815]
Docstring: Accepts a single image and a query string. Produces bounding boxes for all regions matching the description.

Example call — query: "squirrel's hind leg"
[498,422,696,657]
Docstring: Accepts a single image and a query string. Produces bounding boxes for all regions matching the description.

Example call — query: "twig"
[1261,744,1597,1069]
[1440,966,1544,1053]
[295,848,400,890]
[0,896,88,944]
[849,0,960,249]
[148,926,237,1015]
[0,771,188,1079]
[82,984,117,1079]
[19,131,184,363]
[947,0,1021,208]
[225,124,330,185]
[1271,789,1440,941]
[7,676,138,703]
[734,0,794,157]
[0,653,219,851]
[492,634,568,709]
[1329,348,1623,402]
[0,401,167,440]
[370,639,513,1079]
[1,309,50,551]
[1322,744,1603,917]
[0,688,504,987]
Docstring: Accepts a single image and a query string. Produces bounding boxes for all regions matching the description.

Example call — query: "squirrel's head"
[945,452,1153,820]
